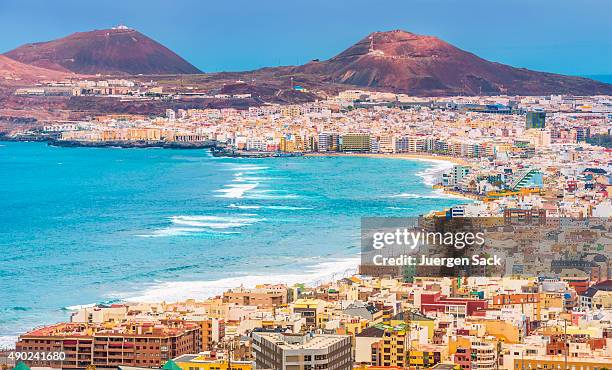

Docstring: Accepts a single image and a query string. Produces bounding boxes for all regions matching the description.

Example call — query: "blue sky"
[0,0,610,75]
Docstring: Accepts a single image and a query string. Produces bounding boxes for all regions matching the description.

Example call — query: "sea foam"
[0,335,17,350]
[138,215,260,238]
[215,183,259,198]
[122,256,360,303]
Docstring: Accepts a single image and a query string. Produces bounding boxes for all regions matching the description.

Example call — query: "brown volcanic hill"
[0,55,75,83]
[293,30,612,96]
[4,27,202,75]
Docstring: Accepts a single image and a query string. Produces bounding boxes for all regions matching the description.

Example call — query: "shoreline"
[0,136,217,150]
[47,139,216,150]
[2,137,468,167]
[304,152,469,166]
[1,145,474,347]
[116,157,472,304]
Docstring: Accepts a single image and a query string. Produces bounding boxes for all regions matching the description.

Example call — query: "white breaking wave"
[266,205,312,210]
[248,194,299,199]
[217,162,294,200]
[391,192,459,200]
[432,188,472,200]
[121,256,360,303]
[64,303,97,310]
[227,165,269,171]
[391,192,424,199]
[412,159,455,187]
[228,204,261,210]
[137,227,212,238]
[389,159,472,202]
[170,215,264,229]
[391,191,469,200]
[215,183,259,198]
[246,190,298,199]
[0,335,17,350]
[233,176,272,182]
[228,204,311,211]
[137,214,262,238]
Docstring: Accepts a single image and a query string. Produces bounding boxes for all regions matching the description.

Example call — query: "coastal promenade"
[305,152,469,165]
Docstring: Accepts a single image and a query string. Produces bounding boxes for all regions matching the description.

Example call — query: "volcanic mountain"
[292,30,612,96]
[4,27,201,75]
[0,55,75,83]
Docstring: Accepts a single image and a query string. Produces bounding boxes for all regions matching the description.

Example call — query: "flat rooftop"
[256,332,348,350]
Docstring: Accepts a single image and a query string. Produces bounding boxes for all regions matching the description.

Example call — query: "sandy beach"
[304,152,469,166]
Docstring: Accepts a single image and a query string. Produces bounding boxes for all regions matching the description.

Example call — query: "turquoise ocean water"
[0,142,466,346]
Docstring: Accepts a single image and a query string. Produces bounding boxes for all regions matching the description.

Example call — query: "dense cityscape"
[4,275,612,370]
[1,3,611,370]
[6,84,612,218]
[1,86,611,370]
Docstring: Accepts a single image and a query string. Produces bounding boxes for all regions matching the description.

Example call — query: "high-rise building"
[443,165,471,187]
[318,133,340,152]
[573,126,591,142]
[340,133,371,153]
[378,135,395,153]
[526,112,546,129]
[355,323,441,368]
[251,332,352,370]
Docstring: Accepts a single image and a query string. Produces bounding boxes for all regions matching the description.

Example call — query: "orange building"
[16,321,201,369]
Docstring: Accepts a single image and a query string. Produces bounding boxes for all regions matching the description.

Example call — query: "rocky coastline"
[46,138,217,149]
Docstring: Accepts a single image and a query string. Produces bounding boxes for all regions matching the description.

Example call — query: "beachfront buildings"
[19,89,610,221]
[9,271,612,370]
[4,90,612,370]
[15,321,201,369]
[340,133,372,153]
[223,285,288,308]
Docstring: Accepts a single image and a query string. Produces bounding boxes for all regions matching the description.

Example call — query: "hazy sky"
[0,0,610,75]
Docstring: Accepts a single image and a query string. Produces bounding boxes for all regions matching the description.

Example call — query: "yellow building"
[126,128,161,141]
[387,311,435,341]
[341,133,371,152]
[280,136,297,152]
[101,130,120,141]
[173,354,252,370]
[339,318,369,336]
[407,348,445,368]
[378,327,408,367]
[371,325,444,368]
[536,293,564,320]
[472,319,521,343]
